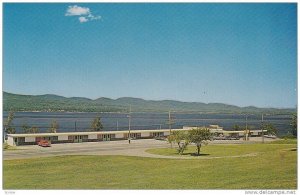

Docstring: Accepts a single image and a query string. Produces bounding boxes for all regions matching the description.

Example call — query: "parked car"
[214,135,239,140]
[264,135,277,139]
[213,135,226,140]
[38,140,51,147]
[227,136,240,140]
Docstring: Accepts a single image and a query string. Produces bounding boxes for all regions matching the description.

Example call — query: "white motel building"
[6,125,267,146]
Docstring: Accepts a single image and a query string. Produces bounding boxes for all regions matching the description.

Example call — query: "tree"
[170,130,189,155]
[4,111,16,134]
[48,120,59,133]
[290,113,297,137]
[166,134,175,148]
[22,124,31,133]
[29,126,39,133]
[188,127,213,156]
[91,116,103,131]
[262,123,277,136]
[233,124,240,131]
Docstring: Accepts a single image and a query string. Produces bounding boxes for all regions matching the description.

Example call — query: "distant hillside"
[3,92,296,114]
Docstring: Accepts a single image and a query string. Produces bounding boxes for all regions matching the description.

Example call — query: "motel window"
[82,135,88,140]
[152,132,164,137]
[18,137,25,143]
[51,136,58,141]
[35,137,42,142]
[130,133,136,138]
[68,136,74,140]
[97,134,103,139]
[43,137,51,141]
[136,133,141,138]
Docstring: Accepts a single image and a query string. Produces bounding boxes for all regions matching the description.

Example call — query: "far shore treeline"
[3,92,296,114]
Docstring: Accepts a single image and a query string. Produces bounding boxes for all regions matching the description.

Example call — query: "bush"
[279,134,296,139]
[3,142,9,150]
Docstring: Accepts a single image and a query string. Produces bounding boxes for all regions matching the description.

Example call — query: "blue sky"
[3,3,297,108]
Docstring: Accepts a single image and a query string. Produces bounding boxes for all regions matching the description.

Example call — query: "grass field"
[3,142,17,151]
[146,139,297,157]
[3,140,297,189]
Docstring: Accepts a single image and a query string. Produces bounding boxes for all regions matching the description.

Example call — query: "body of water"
[3,112,293,136]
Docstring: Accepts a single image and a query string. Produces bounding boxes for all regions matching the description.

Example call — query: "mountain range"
[3,92,296,114]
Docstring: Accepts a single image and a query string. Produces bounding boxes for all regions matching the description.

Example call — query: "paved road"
[3,137,279,160]
[3,139,168,160]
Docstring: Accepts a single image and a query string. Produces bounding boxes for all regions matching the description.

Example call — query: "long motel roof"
[7,128,267,137]
[6,128,188,137]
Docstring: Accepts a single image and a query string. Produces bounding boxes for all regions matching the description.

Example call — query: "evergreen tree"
[91,116,103,131]
[4,111,15,134]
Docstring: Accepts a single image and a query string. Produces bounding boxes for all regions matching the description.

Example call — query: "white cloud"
[65,5,101,23]
[89,15,101,21]
[65,5,90,16]
[79,17,89,23]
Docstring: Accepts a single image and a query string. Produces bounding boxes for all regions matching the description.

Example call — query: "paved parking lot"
[3,137,278,160]
[3,139,168,160]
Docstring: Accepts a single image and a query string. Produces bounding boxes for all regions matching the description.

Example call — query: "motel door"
[103,134,110,141]
[131,133,136,139]
[75,135,83,143]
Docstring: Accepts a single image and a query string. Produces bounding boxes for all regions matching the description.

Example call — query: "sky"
[3,3,297,108]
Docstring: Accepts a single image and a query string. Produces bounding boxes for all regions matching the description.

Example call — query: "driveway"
[3,137,279,160]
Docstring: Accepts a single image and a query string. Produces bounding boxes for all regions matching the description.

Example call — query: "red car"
[38,140,51,147]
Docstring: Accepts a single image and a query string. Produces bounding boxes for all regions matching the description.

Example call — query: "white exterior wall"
[115,133,123,139]
[58,135,69,141]
[251,131,259,136]
[7,137,15,146]
[164,131,170,136]
[141,132,150,137]
[25,136,35,142]
[88,134,97,140]
[222,132,229,136]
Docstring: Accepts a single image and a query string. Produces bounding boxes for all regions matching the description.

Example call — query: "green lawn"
[3,142,297,189]
[146,139,297,157]
[270,138,297,144]
[3,142,18,151]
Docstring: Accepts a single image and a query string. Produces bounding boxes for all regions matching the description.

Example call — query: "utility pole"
[166,110,176,133]
[169,110,172,135]
[245,114,248,141]
[75,121,77,132]
[246,115,248,131]
[117,120,119,131]
[128,105,131,144]
[169,110,172,148]
[166,110,177,147]
[261,114,264,143]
